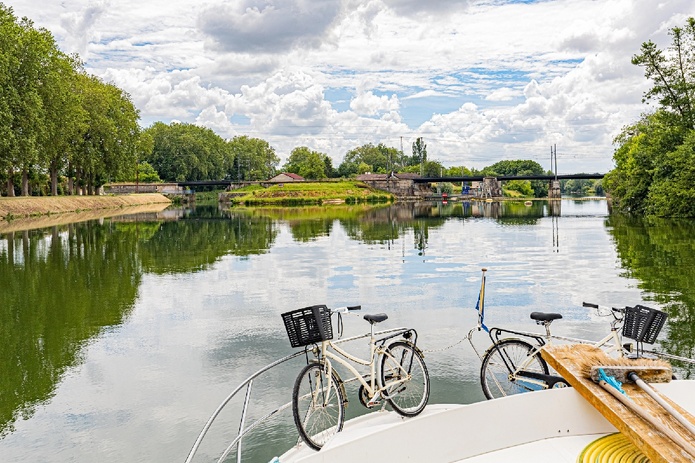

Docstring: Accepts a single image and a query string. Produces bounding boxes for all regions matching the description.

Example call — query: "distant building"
[267,172,305,183]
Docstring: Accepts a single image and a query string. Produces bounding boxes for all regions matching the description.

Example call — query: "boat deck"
[279,381,695,463]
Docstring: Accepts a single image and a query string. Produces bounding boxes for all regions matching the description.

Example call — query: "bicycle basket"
[622,304,667,344]
[281,305,333,348]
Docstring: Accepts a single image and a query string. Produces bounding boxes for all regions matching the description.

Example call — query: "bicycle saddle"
[364,313,388,324]
[530,312,563,322]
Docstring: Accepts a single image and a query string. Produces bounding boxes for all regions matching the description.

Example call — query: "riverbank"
[0,193,171,220]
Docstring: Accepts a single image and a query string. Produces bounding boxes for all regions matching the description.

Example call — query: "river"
[0,199,693,463]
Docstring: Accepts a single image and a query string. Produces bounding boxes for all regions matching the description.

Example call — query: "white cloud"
[8,0,695,173]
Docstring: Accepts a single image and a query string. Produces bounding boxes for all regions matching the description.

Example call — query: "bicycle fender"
[481,338,525,357]
[386,340,424,358]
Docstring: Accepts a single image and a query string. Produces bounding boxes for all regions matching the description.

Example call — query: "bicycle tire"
[292,362,346,450]
[379,341,430,416]
[480,338,549,400]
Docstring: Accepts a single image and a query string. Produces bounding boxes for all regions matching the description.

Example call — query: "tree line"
[605,17,695,217]
[0,4,142,196]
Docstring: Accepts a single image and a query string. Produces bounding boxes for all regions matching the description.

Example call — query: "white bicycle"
[467,269,669,399]
[282,304,430,450]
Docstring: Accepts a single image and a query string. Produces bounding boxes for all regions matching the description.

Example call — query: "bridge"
[169,173,607,200]
[413,173,605,183]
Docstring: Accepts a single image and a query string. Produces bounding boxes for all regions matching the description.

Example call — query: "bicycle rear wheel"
[480,338,549,400]
[292,362,345,450]
[380,341,430,416]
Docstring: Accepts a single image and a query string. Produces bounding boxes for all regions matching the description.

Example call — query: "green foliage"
[562,178,593,196]
[409,137,427,168]
[421,160,444,177]
[135,162,161,183]
[607,17,695,216]
[645,130,695,216]
[337,143,401,177]
[606,110,689,215]
[283,146,330,179]
[481,159,548,197]
[0,5,144,196]
[145,122,229,182]
[632,17,695,131]
[504,179,534,196]
[229,135,279,181]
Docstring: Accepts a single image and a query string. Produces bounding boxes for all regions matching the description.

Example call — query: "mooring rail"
[184,327,409,463]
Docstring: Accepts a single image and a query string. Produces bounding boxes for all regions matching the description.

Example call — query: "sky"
[8,0,695,173]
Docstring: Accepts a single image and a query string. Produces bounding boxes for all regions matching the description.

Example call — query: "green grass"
[222,181,394,206]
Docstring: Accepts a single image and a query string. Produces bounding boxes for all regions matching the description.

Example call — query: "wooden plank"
[542,344,695,463]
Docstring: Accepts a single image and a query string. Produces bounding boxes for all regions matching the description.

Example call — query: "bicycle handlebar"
[583,301,625,317]
[332,305,361,314]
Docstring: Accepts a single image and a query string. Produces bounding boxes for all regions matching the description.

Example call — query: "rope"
[422,335,469,353]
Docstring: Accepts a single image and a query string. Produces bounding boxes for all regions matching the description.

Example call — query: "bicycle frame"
[468,268,630,394]
[486,325,626,392]
[310,325,418,405]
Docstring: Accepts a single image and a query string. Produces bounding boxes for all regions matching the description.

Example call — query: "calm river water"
[1,199,694,463]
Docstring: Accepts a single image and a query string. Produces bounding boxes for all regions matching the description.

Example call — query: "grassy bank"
[222,181,393,206]
[0,193,171,220]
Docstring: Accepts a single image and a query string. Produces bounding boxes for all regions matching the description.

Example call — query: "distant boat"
[524,201,532,206]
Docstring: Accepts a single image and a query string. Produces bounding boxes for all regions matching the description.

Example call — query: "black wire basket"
[622,304,667,344]
[281,305,333,348]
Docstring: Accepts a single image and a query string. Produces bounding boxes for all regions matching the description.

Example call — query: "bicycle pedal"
[366,399,381,408]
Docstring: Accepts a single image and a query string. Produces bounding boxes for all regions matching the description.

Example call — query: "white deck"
[279,381,695,463]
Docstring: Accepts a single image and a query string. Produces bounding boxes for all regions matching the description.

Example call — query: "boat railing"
[184,327,408,463]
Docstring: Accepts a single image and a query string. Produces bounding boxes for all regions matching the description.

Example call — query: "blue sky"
[9,0,695,173]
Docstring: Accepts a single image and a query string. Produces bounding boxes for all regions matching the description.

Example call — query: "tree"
[40,53,85,195]
[283,146,330,179]
[228,135,279,181]
[337,143,399,177]
[632,17,695,131]
[145,122,229,182]
[605,109,688,214]
[421,160,444,177]
[411,137,427,171]
[0,8,52,196]
[481,159,548,197]
[72,74,141,194]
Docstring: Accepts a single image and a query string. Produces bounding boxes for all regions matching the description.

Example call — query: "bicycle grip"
[582,302,599,308]
[347,305,361,311]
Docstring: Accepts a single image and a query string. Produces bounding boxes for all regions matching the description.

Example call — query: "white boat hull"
[279,380,695,462]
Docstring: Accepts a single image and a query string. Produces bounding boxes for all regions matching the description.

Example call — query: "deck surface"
[542,344,695,463]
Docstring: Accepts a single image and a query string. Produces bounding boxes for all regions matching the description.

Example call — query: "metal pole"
[236,381,253,463]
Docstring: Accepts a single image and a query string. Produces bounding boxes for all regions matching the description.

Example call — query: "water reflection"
[0,223,141,436]
[606,214,695,375]
[2,199,695,462]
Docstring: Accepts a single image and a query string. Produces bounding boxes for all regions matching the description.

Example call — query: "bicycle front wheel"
[380,341,430,416]
[480,338,549,400]
[292,362,345,450]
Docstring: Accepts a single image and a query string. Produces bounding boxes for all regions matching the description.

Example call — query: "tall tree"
[72,74,141,194]
[228,135,279,181]
[632,17,695,130]
[40,53,85,195]
[411,137,427,170]
[607,17,695,216]
[0,8,52,196]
